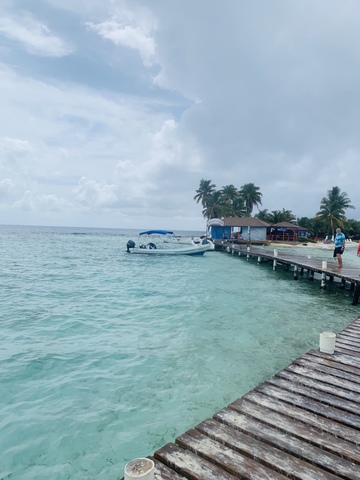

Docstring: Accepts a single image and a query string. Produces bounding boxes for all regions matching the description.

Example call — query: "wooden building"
[210,217,269,242]
[268,222,310,242]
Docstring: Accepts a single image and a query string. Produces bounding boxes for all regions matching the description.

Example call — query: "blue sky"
[0,0,359,230]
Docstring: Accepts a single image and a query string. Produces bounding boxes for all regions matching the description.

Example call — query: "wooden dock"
[215,241,360,305]
[122,317,360,479]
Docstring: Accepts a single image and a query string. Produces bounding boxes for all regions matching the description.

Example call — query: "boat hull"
[128,244,210,255]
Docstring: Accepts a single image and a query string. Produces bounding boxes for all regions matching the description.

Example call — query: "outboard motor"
[126,240,135,253]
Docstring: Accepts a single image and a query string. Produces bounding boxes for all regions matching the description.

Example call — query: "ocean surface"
[1,225,359,480]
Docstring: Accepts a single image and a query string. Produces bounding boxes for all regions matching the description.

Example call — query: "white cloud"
[0,12,72,57]
[74,177,119,209]
[86,11,156,67]
[0,0,359,228]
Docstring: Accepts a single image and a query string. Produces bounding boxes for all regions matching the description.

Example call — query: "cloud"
[74,177,119,209]
[0,0,359,229]
[86,7,156,67]
[0,11,73,57]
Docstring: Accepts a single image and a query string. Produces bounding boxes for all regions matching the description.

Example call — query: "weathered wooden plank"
[255,382,360,430]
[339,327,360,337]
[195,418,340,480]
[338,327,360,337]
[176,429,288,480]
[336,339,360,353]
[277,369,360,404]
[308,349,360,369]
[338,328,360,339]
[340,324,360,331]
[292,358,360,386]
[267,375,360,416]
[149,457,188,479]
[243,390,360,445]
[335,345,360,357]
[339,334,360,344]
[301,351,360,377]
[230,398,360,463]
[154,442,238,480]
[336,336,360,348]
[215,407,360,479]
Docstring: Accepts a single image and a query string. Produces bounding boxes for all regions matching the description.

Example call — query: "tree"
[202,190,224,219]
[297,216,327,239]
[220,185,247,217]
[255,209,270,222]
[316,186,355,236]
[220,184,238,204]
[343,218,360,240]
[193,179,216,209]
[230,196,248,217]
[267,209,296,224]
[239,183,262,216]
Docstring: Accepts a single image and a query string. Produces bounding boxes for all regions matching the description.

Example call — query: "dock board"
[122,316,360,479]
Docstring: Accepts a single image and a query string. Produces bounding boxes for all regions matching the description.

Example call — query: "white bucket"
[322,260,327,269]
[274,249,278,257]
[124,458,155,480]
[319,332,336,354]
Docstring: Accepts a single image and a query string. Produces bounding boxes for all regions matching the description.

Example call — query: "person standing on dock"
[333,227,346,267]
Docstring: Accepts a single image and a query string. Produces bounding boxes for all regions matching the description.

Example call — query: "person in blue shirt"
[333,227,346,267]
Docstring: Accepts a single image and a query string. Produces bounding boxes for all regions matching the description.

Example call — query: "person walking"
[333,227,346,267]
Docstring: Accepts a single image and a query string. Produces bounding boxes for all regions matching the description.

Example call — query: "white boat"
[126,230,212,256]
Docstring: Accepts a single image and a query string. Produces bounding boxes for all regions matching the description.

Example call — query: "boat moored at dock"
[126,230,212,255]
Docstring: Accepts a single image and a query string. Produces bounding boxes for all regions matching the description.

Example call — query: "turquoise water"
[0,225,359,480]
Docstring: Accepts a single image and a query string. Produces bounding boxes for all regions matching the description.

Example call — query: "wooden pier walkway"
[123,316,360,479]
[215,241,360,305]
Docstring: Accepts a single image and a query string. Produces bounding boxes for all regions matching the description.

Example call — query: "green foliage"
[194,182,359,239]
[316,186,355,236]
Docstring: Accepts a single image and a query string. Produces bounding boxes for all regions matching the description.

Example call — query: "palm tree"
[220,185,240,217]
[316,186,355,236]
[239,183,262,216]
[230,196,248,217]
[194,179,216,209]
[267,209,296,224]
[255,209,270,222]
[220,185,238,203]
[202,190,224,219]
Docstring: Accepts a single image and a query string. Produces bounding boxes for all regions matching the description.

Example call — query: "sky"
[0,0,359,231]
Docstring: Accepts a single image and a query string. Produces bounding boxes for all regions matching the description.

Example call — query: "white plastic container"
[124,458,155,480]
[319,332,336,354]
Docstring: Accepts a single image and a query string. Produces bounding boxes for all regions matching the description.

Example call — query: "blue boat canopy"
[139,230,174,236]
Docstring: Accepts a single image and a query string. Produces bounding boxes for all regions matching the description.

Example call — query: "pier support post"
[321,272,326,289]
[257,255,261,264]
[352,284,360,305]
[350,282,355,292]
[273,259,277,270]
[340,278,346,290]
[309,270,314,281]
[293,265,298,280]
